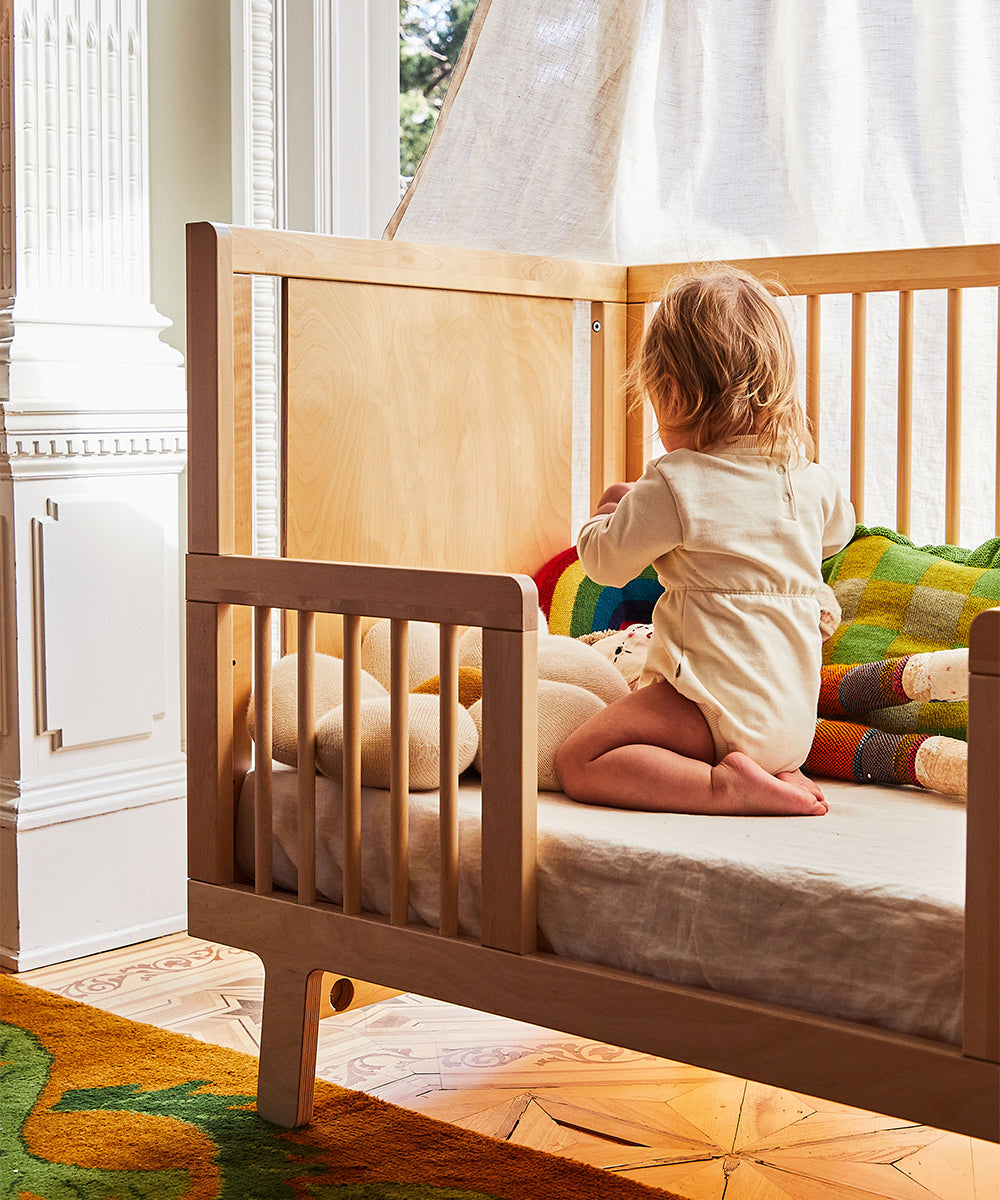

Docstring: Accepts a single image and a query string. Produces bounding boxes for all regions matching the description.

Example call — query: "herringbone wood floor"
[18,933,999,1199]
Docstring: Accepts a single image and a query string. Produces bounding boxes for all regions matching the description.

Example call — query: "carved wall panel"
[31,495,165,749]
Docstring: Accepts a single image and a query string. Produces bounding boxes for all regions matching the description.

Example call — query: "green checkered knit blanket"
[821,526,1000,738]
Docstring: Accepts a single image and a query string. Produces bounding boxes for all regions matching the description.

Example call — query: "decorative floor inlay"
[16,933,999,1200]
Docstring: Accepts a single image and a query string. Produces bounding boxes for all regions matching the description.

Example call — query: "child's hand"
[593,481,634,515]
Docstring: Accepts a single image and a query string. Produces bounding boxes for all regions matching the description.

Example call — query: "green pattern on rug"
[2,976,674,1200]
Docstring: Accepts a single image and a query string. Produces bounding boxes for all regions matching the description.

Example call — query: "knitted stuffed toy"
[375,617,629,791]
[809,650,967,795]
[250,617,629,793]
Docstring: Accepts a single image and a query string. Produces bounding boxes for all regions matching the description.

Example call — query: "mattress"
[236,768,965,1044]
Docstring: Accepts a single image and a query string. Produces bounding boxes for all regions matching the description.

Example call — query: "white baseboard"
[1,789,188,971]
[1,911,188,973]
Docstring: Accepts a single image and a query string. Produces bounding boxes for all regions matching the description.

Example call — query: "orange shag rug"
[2,975,680,1199]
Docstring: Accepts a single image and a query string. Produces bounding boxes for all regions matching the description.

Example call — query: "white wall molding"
[2,431,186,473]
[0,0,186,971]
[14,0,150,298]
[0,753,186,831]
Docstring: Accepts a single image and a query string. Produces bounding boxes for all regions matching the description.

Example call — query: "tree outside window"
[400,1,477,188]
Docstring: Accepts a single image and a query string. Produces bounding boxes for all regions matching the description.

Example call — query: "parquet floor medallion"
[17,933,999,1200]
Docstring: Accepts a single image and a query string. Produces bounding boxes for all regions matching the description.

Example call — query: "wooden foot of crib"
[318,972,403,1019]
[256,961,324,1128]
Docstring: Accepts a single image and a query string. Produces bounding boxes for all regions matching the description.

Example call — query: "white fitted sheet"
[236,768,965,1044]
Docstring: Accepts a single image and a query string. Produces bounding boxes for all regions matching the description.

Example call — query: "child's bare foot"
[776,768,826,805]
[711,753,828,816]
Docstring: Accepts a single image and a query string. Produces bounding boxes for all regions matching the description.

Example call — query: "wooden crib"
[184,223,999,1140]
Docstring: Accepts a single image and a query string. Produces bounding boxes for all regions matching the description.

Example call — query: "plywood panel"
[284,279,574,609]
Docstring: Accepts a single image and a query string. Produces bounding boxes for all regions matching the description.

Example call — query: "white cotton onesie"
[576,437,856,774]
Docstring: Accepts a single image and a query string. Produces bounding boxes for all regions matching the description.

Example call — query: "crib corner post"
[965,607,1000,1064]
[480,617,538,955]
[186,594,236,884]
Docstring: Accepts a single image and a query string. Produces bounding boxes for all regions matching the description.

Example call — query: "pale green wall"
[148,0,232,358]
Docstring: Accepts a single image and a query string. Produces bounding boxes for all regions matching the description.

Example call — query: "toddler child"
[555,266,855,816]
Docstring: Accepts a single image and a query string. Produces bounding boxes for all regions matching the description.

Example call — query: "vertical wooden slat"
[850,293,867,523]
[438,623,460,938]
[896,291,914,537]
[389,619,410,925]
[805,294,821,460]
[624,302,650,481]
[480,626,538,954]
[945,288,963,546]
[590,301,628,507]
[297,612,316,905]
[341,613,363,915]
[232,273,255,797]
[186,222,235,556]
[965,610,1000,1063]
[254,606,273,894]
[186,598,235,883]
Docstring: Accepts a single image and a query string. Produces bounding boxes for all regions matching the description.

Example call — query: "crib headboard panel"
[186,223,630,662]
[283,278,575,579]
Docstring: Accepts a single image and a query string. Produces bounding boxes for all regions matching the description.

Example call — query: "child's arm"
[578,464,681,585]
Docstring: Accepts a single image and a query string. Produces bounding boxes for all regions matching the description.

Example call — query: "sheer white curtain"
[389,0,999,261]
[388,0,999,544]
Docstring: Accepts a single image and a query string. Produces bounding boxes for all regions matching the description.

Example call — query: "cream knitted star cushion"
[246,653,387,768]
[315,694,479,791]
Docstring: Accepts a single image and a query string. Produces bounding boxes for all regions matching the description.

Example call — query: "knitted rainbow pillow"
[534,547,663,638]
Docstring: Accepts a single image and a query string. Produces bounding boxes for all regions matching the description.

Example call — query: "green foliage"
[399,1,477,181]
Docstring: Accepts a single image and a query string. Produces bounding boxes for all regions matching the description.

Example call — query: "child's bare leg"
[555,680,827,816]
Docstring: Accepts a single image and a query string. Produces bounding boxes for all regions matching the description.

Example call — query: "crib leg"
[255,961,323,1128]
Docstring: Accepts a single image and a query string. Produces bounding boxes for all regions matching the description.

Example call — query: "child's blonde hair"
[636,265,814,462]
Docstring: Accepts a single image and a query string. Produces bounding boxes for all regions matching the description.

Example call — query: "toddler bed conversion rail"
[184,223,1000,1140]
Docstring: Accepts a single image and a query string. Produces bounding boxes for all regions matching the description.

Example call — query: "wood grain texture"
[186,554,538,631]
[341,614,363,916]
[182,229,1000,1150]
[186,222,235,555]
[480,628,538,955]
[966,608,1000,1064]
[850,292,867,524]
[254,959,324,1127]
[946,288,963,546]
[253,606,273,895]
[438,623,461,939]
[225,222,626,301]
[627,243,1000,303]
[589,300,628,508]
[283,278,573,656]
[806,294,822,460]
[896,290,914,535]
[624,303,651,481]
[185,600,235,884]
[297,613,317,905]
[189,881,999,1140]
